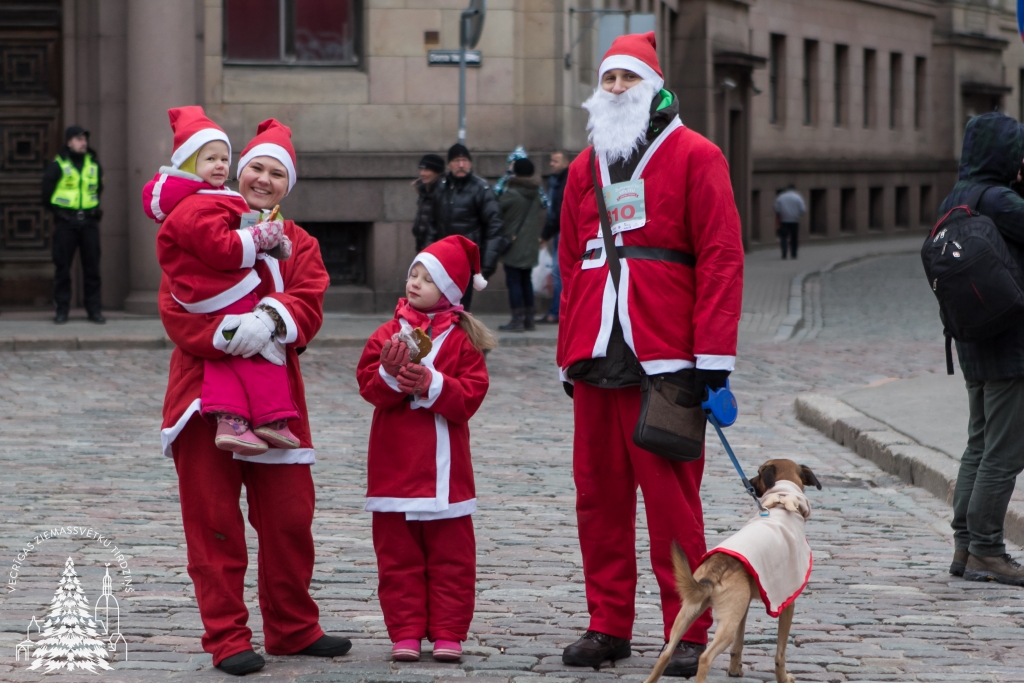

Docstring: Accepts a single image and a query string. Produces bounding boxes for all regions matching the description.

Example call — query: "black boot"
[663,640,706,677]
[499,308,525,332]
[295,634,353,657]
[523,307,535,331]
[950,549,968,577]
[215,649,265,676]
[562,630,631,667]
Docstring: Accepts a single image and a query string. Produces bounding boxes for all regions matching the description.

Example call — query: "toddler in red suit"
[144,107,298,457]
[356,235,496,663]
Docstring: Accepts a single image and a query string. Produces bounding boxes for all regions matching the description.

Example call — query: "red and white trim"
[238,143,297,194]
[411,252,463,306]
[172,269,262,314]
[171,128,231,169]
[364,328,472,520]
[599,54,664,91]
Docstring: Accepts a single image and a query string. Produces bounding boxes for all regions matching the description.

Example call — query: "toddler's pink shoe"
[432,639,462,662]
[391,639,421,662]
[253,420,301,449]
[214,414,268,456]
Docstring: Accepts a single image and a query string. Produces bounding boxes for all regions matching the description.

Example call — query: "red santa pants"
[372,512,476,642]
[573,382,712,643]
[172,416,323,665]
[200,293,298,427]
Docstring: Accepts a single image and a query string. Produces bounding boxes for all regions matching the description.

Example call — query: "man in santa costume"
[158,116,350,676]
[556,32,744,676]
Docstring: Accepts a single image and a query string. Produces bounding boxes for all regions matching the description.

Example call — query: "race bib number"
[602,179,646,234]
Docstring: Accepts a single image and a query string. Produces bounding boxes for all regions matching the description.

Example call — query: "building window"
[915,57,926,129]
[895,186,909,227]
[841,188,856,232]
[834,44,848,126]
[302,222,370,285]
[869,186,884,229]
[751,190,761,242]
[863,48,876,128]
[889,52,902,129]
[223,0,360,65]
[809,188,827,234]
[803,39,818,126]
[769,34,786,124]
[920,185,934,225]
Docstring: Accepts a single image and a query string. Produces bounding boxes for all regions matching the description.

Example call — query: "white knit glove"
[244,220,284,252]
[259,338,287,366]
[225,309,276,358]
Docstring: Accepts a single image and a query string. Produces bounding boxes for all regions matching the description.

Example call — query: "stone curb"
[773,250,919,341]
[795,393,1024,547]
[0,334,558,353]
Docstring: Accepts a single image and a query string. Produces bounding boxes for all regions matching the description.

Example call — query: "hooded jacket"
[938,112,1024,380]
[498,177,544,271]
[143,168,261,313]
[429,173,505,276]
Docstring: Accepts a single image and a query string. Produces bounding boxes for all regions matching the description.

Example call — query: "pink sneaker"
[391,639,421,662]
[214,415,268,456]
[432,639,462,662]
[253,420,300,449]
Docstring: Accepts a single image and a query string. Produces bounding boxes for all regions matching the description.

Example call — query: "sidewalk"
[0,310,558,351]
[0,234,924,351]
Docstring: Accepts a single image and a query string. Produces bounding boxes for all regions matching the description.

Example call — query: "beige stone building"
[2,0,1023,312]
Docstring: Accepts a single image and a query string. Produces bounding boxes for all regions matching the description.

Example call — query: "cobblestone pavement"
[2,252,1023,682]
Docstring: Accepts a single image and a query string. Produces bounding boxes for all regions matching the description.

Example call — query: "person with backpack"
[935,111,1024,586]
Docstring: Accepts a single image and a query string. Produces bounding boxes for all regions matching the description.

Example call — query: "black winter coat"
[542,167,568,242]
[412,178,438,252]
[428,172,504,275]
[938,112,1024,381]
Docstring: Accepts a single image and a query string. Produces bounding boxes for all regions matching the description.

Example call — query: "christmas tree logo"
[28,557,113,673]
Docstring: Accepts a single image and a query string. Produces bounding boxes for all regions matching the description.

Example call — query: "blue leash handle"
[702,382,769,517]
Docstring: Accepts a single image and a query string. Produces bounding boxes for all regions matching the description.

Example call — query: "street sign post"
[458,0,486,144]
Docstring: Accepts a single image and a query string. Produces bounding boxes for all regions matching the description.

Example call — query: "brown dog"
[644,459,821,683]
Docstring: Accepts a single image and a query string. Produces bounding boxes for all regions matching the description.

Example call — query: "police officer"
[41,125,105,324]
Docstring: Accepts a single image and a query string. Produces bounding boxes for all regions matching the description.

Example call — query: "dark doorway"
[0,1,62,305]
[809,189,827,235]
[303,222,370,286]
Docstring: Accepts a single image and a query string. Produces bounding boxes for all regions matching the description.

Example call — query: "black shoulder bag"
[590,150,705,462]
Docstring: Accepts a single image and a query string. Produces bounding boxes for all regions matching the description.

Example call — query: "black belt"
[581,245,696,267]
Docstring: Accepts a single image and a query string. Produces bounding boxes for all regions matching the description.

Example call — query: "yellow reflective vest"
[50,154,99,210]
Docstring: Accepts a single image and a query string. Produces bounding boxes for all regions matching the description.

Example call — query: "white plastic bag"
[532,246,554,298]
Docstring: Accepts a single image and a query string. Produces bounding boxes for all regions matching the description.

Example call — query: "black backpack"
[922,186,1024,374]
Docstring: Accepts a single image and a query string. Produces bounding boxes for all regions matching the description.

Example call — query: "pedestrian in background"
[428,144,503,310]
[938,111,1024,586]
[773,185,805,260]
[539,150,570,324]
[497,158,543,332]
[41,125,105,324]
[412,154,444,252]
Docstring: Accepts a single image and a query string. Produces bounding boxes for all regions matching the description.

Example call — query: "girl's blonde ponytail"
[459,312,498,352]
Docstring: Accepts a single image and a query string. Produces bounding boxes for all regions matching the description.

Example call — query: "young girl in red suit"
[356,235,496,663]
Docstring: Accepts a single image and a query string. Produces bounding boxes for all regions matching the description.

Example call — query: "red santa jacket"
[159,221,329,465]
[556,118,744,378]
[146,168,261,314]
[356,302,489,520]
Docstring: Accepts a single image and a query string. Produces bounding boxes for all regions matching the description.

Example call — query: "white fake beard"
[582,80,659,164]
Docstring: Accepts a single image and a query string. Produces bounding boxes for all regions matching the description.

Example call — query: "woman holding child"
[149,107,348,675]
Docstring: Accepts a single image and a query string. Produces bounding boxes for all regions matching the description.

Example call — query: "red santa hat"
[237,119,297,194]
[598,31,664,92]
[167,106,231,169]
[410,235,487,306]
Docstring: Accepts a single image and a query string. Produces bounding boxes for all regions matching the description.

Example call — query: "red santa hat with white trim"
[237,119,297,195]
[409,235,487,306]
[167,106,231,170]
[598,31,664,91]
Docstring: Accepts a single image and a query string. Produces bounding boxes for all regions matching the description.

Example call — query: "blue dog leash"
[702,381,769,517]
